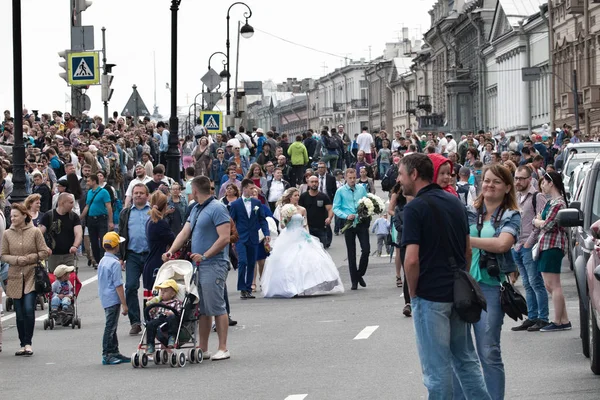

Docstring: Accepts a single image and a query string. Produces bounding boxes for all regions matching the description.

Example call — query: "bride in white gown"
[262,188,344,298]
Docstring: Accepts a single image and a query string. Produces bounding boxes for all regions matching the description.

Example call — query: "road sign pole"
[573,69,580,131]
[71,0,81,117]
[102,27,108,124]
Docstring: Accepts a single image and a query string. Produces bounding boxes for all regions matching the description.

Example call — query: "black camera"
[480,252,500,277]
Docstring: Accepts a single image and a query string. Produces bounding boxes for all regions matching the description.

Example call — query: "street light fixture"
[226,2,253,119]
[165,0,182,182]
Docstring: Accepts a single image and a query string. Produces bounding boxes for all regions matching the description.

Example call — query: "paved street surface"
[2,237,600,399]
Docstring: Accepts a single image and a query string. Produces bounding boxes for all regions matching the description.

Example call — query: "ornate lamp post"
[165,0,182,181]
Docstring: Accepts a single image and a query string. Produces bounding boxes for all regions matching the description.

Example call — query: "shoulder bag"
[423,196,487,324]
[178,197,214,261]
[33,232,51,294]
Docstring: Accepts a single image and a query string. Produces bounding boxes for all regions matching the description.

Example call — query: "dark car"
[558,153,600,365]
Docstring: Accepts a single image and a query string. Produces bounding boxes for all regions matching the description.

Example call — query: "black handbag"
[500,281,528,321]
[423,196,487,324]
[33,233,51,293]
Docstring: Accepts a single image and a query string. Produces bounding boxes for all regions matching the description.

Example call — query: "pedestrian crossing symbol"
[201,111,223,134]
[67,51,100,86]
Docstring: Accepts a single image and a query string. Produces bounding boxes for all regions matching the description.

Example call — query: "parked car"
[558,154,600,363]
[562,153,597,198]
[556,142,600,172]
[586,220,600,374]
[566,164,592,270]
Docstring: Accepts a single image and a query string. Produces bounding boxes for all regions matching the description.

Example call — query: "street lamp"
[166,0,181,182]
[11,0,26,203]
[226,2,254,119]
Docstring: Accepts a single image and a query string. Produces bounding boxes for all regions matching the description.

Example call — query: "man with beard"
[299,175,333,248]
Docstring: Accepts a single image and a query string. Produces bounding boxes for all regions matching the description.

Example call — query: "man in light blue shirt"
[371,215,391,256]
[117,182,150,335]
[158,121,169,165]
[332,168,370,290]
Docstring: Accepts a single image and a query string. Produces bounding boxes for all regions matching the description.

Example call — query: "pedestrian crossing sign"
[68,51,100,86]
[201,111,223,134]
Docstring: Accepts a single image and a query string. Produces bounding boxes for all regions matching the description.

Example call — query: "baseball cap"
[103,232,125,248]
[54,264,75,278]
[155,279,179,293]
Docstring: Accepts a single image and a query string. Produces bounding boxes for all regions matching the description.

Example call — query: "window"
[360,80,368,100]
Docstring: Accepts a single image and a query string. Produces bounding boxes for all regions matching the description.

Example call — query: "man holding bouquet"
[333,168,370,290]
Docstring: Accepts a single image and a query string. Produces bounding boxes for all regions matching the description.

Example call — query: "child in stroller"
[145,279,183,354]
[50,265,75,325]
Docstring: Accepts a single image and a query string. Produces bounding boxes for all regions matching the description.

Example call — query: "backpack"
[456,183,471,205]
[53,159,66,180]
[44,209,76,250]
[381,165,398,192]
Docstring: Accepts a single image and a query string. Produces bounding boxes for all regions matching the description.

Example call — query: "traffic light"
[101,74,114,102]
[78,0,93,12]
[58,50,69,83]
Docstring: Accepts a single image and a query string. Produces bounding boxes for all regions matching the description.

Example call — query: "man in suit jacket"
[229,179,270,299]
[315,161,337,247]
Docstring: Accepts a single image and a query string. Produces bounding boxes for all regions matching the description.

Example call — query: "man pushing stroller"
[145,279,183,354]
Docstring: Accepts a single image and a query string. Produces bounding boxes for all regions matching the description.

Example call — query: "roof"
[393,57,412,75]
[500,0,546,26]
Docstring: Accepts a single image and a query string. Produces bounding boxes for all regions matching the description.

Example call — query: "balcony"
[350,98,368,109]
[417,95,432,113]
[561,92,582,113]
[320,107,333,116]
[406,100,418,115]
[417,113,445,131]
[566,0,584,14]
[333,102,346,112]
[583,86,600,109]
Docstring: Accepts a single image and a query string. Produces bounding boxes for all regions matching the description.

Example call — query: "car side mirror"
[557,208,583,228]
[570,201,581,211]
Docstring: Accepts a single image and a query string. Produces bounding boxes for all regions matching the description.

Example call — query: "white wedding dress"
[261,213,344,298]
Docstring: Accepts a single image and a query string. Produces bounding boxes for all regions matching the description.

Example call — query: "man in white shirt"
[264,168,289,212]
[437,132,448,156]
[356,127,374,164]
[124,163,152,208]
[445,134,457,155]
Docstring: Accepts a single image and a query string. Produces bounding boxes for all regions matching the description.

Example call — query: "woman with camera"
[456,164,521,400]
[532,171,570,332]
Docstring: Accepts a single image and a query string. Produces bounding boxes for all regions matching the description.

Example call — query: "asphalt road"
[2,227,600,399]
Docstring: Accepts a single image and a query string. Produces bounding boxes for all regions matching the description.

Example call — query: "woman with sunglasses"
[532,171,571,332]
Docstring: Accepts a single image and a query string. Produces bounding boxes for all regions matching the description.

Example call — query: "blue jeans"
[454,283,505,400]
[102,304,121,356]
[14,292,36,347]
[512,247,549,322]
[237,241,257,292]
[51,295,72,310]
[87,214,108,264]
[412,297,490,400]
[125,251,148,326]
[379,163,390,179]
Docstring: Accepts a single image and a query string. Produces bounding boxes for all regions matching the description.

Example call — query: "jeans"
[412,297,491,400]
[87,215,108,264]
[453,284,504,400]
[146,314,178,346]
[51,295,72,310]
[237,241,257,292]
[125,251,148,326]
[512,247,549,322]
[103,304,121,356]
[224,283,230,315]
[334,216,342,234]
[321,152,338,171]
[379,163,390,179]
[309,227,327,247]
[376,234,390,255]
[343,220,370,285]
[14,291,36,347]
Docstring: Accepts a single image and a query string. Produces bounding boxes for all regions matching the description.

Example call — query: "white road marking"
[316,319,344,323]
[353,325,379,340]
[285,395,308,400]
[2,275,98,323]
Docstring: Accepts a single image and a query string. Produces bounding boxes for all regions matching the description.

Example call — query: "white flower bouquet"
[280,204,297,225]
[341,193,386,233]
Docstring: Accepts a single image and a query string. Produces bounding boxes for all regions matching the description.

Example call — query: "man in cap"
[124,162,152,208]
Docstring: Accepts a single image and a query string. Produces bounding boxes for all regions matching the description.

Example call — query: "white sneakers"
[211,350,231,361]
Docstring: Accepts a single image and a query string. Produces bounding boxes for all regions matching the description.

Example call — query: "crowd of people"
[0,107,589,397]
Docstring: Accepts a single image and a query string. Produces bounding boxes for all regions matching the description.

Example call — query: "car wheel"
[582,294,590,358]
[588,299,600,374]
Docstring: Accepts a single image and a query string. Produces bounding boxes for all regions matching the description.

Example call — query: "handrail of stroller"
[143,302,181,322]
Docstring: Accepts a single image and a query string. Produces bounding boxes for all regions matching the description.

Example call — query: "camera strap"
[476,205,504,238]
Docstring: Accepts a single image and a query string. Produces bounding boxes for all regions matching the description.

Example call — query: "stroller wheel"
[162,350,169,364]
[140,353,149,368]
[131,352,140,368]
[43,319,49,330]
[178,352,186,368]
[77,318,82,329]
[189,349,197,364]
[154,350,162,365]
[197,348,203,364]
[49,319,55,330]
[169,352,177,368]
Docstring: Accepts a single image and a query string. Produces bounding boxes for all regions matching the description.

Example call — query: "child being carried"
[145,279,183,354]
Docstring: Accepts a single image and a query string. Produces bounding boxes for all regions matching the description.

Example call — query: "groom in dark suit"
[229,179,270,299]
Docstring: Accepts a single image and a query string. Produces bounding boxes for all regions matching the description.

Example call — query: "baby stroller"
[131,260,201,368]
[43,261,82,330]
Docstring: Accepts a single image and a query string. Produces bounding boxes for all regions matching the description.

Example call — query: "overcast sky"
[1,0,435,118]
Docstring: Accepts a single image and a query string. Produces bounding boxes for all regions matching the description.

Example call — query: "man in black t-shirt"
[39,193,83,273]
[146,165,169,194]
[299,175,333,248]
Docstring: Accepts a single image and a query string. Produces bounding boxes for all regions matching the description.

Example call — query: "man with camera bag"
[398,153,490,399]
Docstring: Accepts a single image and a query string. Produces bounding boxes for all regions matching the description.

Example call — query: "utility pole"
[101,27,108,123]
[573,69,580,131]
[11,0,27,203]
[71,0,83,117]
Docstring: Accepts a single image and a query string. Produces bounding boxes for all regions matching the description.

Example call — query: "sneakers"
[527,320,550,332]
[228,317,238,326]
[129,324,142,335]
[211,349,230,361]
[403,304,412,317]
[511,319,537,331]
[147,344,155,354]
[540,322,572,332]
[115,353,131,362]
[102,355,129,365]
[167,336,176,348]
